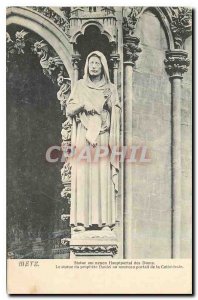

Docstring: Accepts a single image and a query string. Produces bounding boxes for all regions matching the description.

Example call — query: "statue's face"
[88,56,102,77]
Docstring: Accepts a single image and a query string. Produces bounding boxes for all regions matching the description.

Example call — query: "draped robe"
[66,51,120,227]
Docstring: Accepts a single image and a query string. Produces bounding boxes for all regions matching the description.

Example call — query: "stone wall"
[131,10,172,258]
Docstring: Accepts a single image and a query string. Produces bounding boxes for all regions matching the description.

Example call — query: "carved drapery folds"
[170,7,192,49]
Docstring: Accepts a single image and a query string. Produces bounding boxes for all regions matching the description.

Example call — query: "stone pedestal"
[70,230,118,259]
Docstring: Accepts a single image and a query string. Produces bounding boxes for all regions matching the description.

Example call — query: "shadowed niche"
[7,25,70,258]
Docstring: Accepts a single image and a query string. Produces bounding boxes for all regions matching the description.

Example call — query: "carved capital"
[123,35,142,66]
[72,54,81,70]
[170,7,192,49]
[110,54,120,69]
[123,7,143,36]
[164,50,190,79]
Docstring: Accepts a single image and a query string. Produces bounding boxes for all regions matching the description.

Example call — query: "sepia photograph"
[6,4,192,294]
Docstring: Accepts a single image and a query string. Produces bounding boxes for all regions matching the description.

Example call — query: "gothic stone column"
[164,49,190,258]
[123,34,141,259]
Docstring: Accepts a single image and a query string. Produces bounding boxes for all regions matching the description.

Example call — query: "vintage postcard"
[6,6,192,294]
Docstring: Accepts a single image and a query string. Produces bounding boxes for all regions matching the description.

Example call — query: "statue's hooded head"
[83,51,110,84]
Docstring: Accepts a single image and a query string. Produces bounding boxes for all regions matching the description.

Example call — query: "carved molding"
[61,162,71,183]
[170,7,192,49]
[164,49,190,78]
[101,7,115,15]
[70,6,115,18]
[69,7,117,44]
[30,6,70,38]
[70,245,118,256]
[61,119,72,141]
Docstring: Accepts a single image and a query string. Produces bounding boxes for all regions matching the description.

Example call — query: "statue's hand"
[91,141,97,148]
[87,109,97,116]
[84,99,101,115]
[86,137,98,148]
[84,104,97,116]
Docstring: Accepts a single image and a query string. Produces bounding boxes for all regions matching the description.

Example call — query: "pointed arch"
[136,7,175,50]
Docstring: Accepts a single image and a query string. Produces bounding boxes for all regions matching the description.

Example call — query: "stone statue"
[66,51,120,232]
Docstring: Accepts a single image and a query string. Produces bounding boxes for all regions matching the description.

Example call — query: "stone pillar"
[110,53,120,85]
[123,34,141,259]
[164,49,190,258]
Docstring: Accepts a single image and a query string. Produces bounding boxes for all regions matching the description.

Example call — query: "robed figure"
[67,51,120,232]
